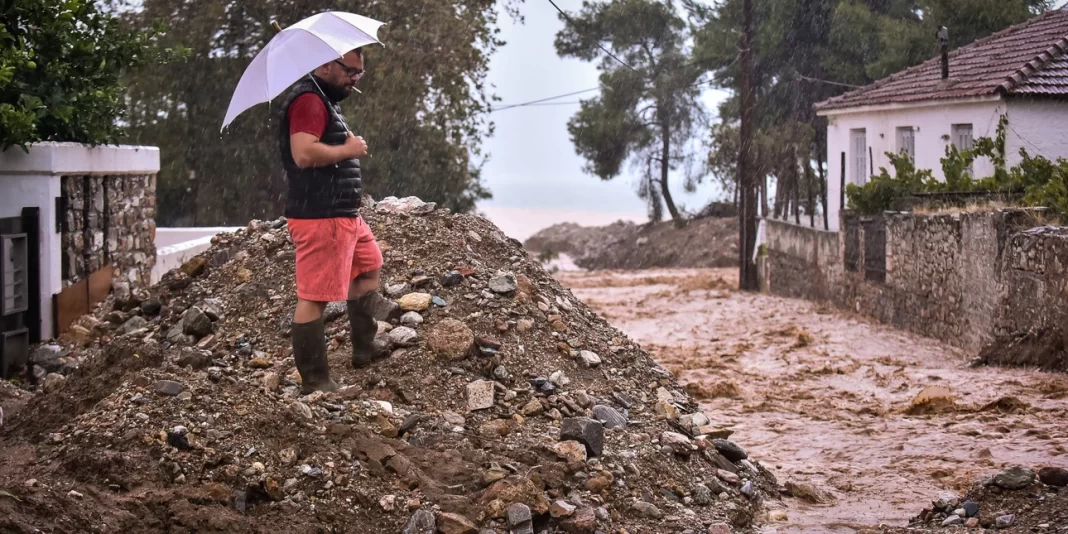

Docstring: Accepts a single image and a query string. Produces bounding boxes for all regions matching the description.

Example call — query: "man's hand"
[291,132,368,168]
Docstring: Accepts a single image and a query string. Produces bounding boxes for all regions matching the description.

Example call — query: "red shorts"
[288,217,383,302]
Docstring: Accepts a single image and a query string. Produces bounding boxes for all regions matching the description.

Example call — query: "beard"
[312,74,352,103]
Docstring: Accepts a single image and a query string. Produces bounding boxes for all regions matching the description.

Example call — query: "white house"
[816,8,1068,231]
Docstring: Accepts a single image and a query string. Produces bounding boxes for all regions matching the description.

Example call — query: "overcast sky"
[477,1,727,239]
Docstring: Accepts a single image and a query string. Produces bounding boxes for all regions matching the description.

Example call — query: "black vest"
[278,77,362,219]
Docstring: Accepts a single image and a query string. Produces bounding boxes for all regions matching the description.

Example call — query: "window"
[896,127,916,161]
[952,123,974,176]
[850,129,868,185]
[1,233,28,316]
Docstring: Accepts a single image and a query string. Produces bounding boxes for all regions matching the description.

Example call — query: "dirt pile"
[899,466,1067,532]
[974,327,1068,373]
[524,217,737,271]
[0,197,775,533]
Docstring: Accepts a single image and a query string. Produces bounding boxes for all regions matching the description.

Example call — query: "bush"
[0,0,183,150]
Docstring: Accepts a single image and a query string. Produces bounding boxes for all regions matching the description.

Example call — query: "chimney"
[938,26,950,80]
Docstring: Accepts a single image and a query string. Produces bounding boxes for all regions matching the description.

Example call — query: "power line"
[547,0,638,72]
[490,87,602,112]
[796,74,860,89]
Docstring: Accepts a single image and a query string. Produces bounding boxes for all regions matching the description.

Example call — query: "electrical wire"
[546,0,638,71]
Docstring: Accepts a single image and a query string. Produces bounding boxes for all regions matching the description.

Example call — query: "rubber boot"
[291,317,338,394]
[348,293,387,368]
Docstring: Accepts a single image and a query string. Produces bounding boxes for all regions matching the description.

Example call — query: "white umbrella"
[221,11,385,131]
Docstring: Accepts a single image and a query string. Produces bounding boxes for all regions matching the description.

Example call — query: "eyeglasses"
[333,60,364,79]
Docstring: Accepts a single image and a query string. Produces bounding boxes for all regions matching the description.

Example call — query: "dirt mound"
[897,466,1068,532]
[524,217,737,270]
[0,198,774,533]
[975,327,1068,372]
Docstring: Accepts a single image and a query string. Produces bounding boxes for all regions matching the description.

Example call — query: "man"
[279,47,385,394]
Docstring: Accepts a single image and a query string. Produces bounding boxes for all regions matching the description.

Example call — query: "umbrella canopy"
[221,11,385,130]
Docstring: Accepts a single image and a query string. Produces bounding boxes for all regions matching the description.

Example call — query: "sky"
[476,1,728,240]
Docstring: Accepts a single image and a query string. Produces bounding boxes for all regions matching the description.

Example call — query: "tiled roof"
[815,8,1068,111]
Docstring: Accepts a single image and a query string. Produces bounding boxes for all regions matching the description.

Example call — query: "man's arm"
[291,132,367,168]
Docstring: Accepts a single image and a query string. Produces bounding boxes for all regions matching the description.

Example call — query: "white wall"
[0,142,159,339]
[1004,99,1068,165]
[822,98,1004,231]
[152,227,241,284]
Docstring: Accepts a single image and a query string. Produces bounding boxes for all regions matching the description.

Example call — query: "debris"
[398,293,433,312]
[992,466,1036,490]
[466,380,495,411]
[560,418,604,457]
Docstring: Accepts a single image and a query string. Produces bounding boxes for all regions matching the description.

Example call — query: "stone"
[410,275,432,288]
[279,448,297,466]
[118,316,147,335]
[553,441,587,464]
[400,312,424,327]
[489,273,518,294]
[30,345,64,374]
[389,326,419,347]
[426,318,474,360]
[716,469,741,485]
[549,370,570,387]
[437,512,478,534]
[198,298,224,321]
[707,523,732,534]
[290,402,313,420]
[560,418,604,457]
[992,466,1035,490]
[692,484,713,505]
[713,439,748,462]
[996,514,1015,528]
[655,399,679,420]
[935,491,960,510]
[299,464,322,478]
[181,256,207,277]
[507,503,532,530]
[385,283,410,298]
[479,419,511,438]
[43,373,66,392]
[559,506,597,533]
[441,271,464,287]
[323,301,347,323]
[550,500,577,518]
[577,350,601,367]
[68,490,84,499]
[585,473,612,493]
[467,380,495,411]
[521,398,544,416]
[661,432,694,456]
[247,358,271,369]
[631,500,662,519]
[398,292,433,312]
[140,298,163,316]
[965,518,979,528]
[177,348,212,369]
[963,501,979,517]
[155,380,184,396]
[591,405,626,429]
[263,373,280,392]
[680,412,711,429]
[517,318,534,332]
[1038,466,1068,487]
[432,296,448,307]
[180,307,213,339]
[402,509,437,534]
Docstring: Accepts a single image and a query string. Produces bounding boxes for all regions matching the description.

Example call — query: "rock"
[661,432,694,456]
[263,373,280,392]
[935,491,960,510]
[181,307,213,338]
[784,481,835,504]
[68,490,84,499]
[631,500,662,519]
[553,441,587,464]
[713,439,748,462]
[1038,466,1068,487]
[180,256,207,277]
[479,419,511,438]
[141,298,163,316]
[410,275,432,288]
[996,514,1015,528]
[517,318,534,332]
[437,512,478,534]
[290,402,313,420]
[380,494,397,511]
[118,316,147,335]
[389,326,419,347]
[592,405,627,429]
[963,501,979,517]
[398,293,433,312]
[577,350,601,368]
[43,372,66,392]
[426,318,474,360]
[550,500,577,518]
[467,380,495,411]
[679,412,711,430]
[559,506,597,533]
[155,380,185,396]
[177,348,212,369]
[716,469,741,485]
[584,473,612,493]
[299,464,322,478]
[400,312,424,327]
[403,509,437,534]
[965,517,979,528]
[385,283,410,298]
[482,476,550,516]
[432,296,447,307]
[707,523,732,534]
[741,480,754,497]
[323,301,347,323]
[489,273,517,294]
[549,370,570,387]
[655,399,679,420]
[521,398,544,416]
[198,298,224,321]
[247,357,271,369]
[167,430,192,450]
[692,484,713,505]
[560,418,604,457]
[507,503,532,532]
[440,271,464,287]
[30,345,64,374]
[767,509,788,522]
[992,466,1035,490]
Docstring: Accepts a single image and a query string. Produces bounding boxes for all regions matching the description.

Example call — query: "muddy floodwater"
[557,268,1068,533]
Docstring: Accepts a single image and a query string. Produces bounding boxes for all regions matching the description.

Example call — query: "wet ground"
[557,268,1068,533]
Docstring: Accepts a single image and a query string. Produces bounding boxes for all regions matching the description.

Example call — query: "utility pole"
[737,0,758,291]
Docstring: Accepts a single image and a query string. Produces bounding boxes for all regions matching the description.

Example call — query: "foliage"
[116,0,515,225]
[846,116,1068,218]
[0,0,183,150]
[555,0,706,225]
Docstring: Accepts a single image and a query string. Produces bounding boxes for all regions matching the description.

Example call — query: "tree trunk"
[818,141,828,230]
[806,158,815,227]
[737,0,758,291]
[761,168,768,218]
[660,124,682,226]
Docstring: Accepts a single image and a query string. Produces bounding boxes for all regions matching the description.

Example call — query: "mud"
[558,268,1068,533]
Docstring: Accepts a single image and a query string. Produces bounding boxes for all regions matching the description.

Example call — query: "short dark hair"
[351,47,363,58]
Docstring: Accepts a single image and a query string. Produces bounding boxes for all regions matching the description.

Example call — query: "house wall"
[822,98,1004,231]
[765,210,1058,354]
[1004,99,1068,165]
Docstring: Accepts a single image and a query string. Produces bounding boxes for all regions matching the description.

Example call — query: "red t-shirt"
[288,93,328,138]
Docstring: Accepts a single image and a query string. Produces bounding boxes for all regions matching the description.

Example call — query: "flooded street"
[557,268,1068,533]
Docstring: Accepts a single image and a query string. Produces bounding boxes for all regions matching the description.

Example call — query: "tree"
[555,0,706,226]
[116,0,513,226]
[736,0,758,290]
[0,0,180,150]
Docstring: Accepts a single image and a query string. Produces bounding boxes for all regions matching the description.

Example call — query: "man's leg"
[347,216,386,368]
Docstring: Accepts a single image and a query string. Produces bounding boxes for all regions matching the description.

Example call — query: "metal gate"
[0,208,41,378]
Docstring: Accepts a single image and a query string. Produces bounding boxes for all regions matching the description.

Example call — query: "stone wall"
[765,210,1051,353]
[61,174,156,289]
